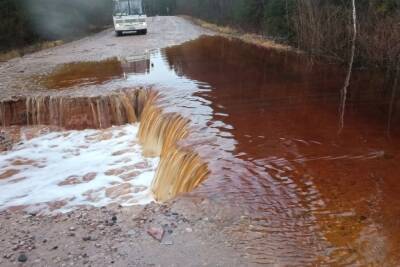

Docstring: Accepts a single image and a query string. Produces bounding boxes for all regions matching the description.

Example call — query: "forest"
[1,0,399,72]
[0,0,112,51]
[145,0,400,70]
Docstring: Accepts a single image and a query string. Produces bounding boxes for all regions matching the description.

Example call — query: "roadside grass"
[0,41,64,62]
[182,15,295,52]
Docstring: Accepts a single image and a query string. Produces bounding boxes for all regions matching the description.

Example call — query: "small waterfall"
[0,89,149,129]
[1,88,210,202]
[152,148,209,202]
[138,92,210,201]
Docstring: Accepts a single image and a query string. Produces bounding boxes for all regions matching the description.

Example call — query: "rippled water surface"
[28,35,400,264]
[148,36,399,265]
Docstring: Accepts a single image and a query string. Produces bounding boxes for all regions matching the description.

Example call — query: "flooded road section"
[116,36,399,265]
[1,35,399,265]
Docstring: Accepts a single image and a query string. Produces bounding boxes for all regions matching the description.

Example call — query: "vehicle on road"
[113,0,147,36]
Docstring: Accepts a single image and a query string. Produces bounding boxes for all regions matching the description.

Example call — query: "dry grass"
[182,15,295,52]
[0,40,64,62]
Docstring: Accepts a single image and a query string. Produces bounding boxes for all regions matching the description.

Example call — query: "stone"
[147,227,164,242]
[82,236,91,241]
[17,253,27,263]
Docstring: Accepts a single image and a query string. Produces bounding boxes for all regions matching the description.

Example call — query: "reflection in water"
[40,55,151,89]
[29,35,400,265]
[387,66,399,137]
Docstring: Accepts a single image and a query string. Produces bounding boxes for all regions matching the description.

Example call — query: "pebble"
[185,228,193,233]
[82,236,92,241]
[17,253,28,263]
[147,227,164,242]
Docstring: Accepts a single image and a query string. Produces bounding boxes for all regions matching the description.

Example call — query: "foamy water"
[0,124,159,214]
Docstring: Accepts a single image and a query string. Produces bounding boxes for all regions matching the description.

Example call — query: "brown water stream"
[1,35,399,265]
[141,36,399,265]
[160,36,400,265]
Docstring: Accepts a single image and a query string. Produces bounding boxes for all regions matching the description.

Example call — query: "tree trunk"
[338,0,357,133]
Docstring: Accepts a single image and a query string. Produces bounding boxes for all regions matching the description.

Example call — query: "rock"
[82,236,91,241]
[147,227,164,242]
[69,227,76,231]
[3,253,13,259]
[185,227,193,233]
[17,253,27,263]
[111,215,117,223]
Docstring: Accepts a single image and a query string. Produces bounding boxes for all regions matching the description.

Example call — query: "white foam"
[0,124,159,214]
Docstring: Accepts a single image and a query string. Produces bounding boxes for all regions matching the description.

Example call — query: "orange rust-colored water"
[38,56,150,90]
[139,36,399,265]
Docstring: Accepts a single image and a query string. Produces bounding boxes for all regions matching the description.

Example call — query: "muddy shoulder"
[0,197,254,266]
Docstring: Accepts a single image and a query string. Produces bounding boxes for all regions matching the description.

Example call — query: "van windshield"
[113,0,143,16]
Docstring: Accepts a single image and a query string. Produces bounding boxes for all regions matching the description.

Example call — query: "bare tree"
[338,0,357,133]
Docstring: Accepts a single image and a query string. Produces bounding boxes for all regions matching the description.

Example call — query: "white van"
[113,0,147,36]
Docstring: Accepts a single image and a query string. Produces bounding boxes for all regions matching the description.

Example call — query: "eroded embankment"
[0,89,210,202]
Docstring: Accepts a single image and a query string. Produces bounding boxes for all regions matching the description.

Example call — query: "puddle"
[38,55,150,89]
[0,124,158,214]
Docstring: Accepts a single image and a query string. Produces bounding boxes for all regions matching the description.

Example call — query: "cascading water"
[138,92,210,201]
[0,89,149,129]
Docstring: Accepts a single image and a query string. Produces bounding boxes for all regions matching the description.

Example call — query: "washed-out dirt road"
[0,17,257,266]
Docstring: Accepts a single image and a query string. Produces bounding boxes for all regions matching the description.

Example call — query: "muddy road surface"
[0,16,213,100]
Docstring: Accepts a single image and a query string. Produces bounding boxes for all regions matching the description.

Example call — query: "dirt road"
[0,16,213,100]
